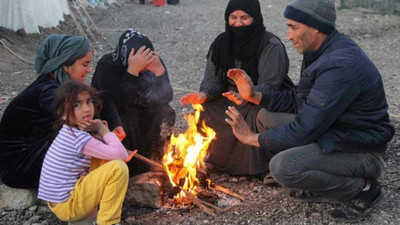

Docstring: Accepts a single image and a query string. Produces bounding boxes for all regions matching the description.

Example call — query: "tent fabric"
[0,0,70,34]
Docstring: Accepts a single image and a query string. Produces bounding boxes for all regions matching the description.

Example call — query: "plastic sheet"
[0,0,70,34]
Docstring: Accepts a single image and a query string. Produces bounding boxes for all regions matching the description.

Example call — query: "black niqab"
[208,0,266,84]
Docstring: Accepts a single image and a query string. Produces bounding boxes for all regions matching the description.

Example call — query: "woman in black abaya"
[92,29,175,175]
[180,0,294,175]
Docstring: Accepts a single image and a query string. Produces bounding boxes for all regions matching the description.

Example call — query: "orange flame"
[162,104,216,203]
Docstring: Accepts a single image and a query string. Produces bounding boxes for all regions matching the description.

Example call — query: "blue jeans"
[257,109,385,201]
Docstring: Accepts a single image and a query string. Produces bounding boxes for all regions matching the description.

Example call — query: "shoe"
[289,189,339,204]
[329,180,384,222]
[289,189,323,202]
[263,172,279,186]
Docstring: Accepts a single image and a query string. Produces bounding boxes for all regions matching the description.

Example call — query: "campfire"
[126,104,245,216]
[162,104,216,204]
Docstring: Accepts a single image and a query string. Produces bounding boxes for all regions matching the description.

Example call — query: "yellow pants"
[49,160,129,225]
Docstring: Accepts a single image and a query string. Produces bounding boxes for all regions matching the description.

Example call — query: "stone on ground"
[124,172,166,208]
[0,184,38,209]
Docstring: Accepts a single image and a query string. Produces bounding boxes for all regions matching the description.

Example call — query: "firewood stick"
[182,190,216,217]
[132,152,163,169]
[184,190,223,213]
[131,152,242,206]
[212,183,245,201]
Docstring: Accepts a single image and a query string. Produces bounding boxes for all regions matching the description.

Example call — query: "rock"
[68,217,96,225]
[68,208,97,225]
[28,215,41,224]
[229,177,238,183]
[0,185,38,209]
[29,206,38,212]
[124,172,165,208]
[238,176,247,182]
[311,212,321,217]
[15,29,27,37]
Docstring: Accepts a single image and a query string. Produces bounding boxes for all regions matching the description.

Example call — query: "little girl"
[38,81,129,225]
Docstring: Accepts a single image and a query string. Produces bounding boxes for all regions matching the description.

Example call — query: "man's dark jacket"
[258,30,394,154]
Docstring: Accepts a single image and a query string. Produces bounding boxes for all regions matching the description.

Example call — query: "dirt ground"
[0,0,400,224]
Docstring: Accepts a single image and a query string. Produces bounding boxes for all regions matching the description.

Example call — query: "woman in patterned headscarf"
[179,0,294,176]
[0,34,92,188]
[92,29,175,176]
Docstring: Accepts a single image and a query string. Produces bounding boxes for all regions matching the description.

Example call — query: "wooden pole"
[212,183,245,201]
[133,152,163,169]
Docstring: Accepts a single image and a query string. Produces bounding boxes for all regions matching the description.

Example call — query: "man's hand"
[127,46,154,76]
[112,126,126,141]
[222,91,244,105]
[227,69,262,105]
[179,92,207,106]
[225,106,260,147]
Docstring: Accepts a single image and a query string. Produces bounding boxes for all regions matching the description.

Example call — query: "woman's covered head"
[53,81,101,127]
[34,34,92,84]
[224,0,265,39]
[225,0,263,24]
[112,29,154,68]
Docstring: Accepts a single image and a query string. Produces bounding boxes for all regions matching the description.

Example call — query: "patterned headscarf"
[34,34,91,85]
[112,28,154,69]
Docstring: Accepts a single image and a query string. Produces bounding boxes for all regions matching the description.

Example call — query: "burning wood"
[128,104,244,215]
[162,104,216,203]
[131,152,245,202]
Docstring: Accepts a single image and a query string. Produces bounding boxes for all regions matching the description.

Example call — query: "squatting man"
[224,0,394,222]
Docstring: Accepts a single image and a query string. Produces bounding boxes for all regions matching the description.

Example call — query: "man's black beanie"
[284,0,336,34]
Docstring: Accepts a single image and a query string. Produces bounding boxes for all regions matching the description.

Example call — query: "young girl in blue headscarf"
[0,34,92,188]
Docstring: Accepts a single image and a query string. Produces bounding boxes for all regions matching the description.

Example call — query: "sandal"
[263,172,279,185]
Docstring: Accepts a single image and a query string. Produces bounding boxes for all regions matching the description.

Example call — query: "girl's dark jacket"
[258,30,395,154]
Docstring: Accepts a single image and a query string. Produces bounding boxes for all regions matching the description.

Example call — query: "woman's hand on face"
[227,69,261,105]
[146,51,165,76]
[127,46,154,76]
[222,91,244,105]
[179,92,207,106]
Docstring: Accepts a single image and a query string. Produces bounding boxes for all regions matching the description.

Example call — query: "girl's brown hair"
[53,81,102,129]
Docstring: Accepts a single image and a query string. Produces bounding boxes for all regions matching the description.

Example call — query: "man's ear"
[312,27,320,34]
